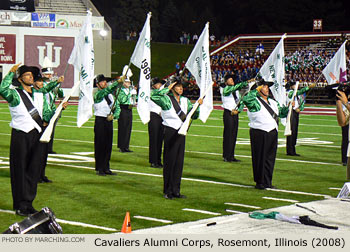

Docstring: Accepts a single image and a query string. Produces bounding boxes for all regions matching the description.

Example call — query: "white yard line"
[329,187,341,190]
[0,119,342,137]
[262,197,299,203]
[225,209,245,214]
[182,208,221,216]
[133,216,173,224]
[224,202,261,209]
[56,218,118,232]
[0,209,117,232]
[0,209,15,215]
[46,162,332,199]
[0,131,342,167]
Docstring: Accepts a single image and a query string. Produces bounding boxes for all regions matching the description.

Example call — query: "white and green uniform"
[286,86,309,155]
[286,86,309,112]
[93,81,121,118]
[93,81,121,174]
[1,73,57,133]
[151,87,199,197]
[117,86,135,151]
[239,89,288,188]
[220,81,247,161]
[0,71,60,212]
[220,82,247,110]
[151,88,198,130]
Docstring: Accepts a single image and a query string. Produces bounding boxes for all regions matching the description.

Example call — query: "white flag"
[258,34,286,107]
[322,40,347,84]
[185,22,213,123]
[130,12,151,124]
[68,10,94,127]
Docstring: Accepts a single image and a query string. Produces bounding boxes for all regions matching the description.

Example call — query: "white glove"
[130,89,137,95]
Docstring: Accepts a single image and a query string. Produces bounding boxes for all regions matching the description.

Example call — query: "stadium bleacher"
[204,33,350,104]
[35,0,88,15]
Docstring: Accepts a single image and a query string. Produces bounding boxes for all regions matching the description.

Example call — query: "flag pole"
[40,79,81,142]
[178,82,214,135]
[107,61,132,119]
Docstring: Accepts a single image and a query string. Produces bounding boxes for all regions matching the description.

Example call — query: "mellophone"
[3,207,62,234]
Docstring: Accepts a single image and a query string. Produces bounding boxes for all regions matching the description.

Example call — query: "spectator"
[193,33,198,44]
[210,34,216,46]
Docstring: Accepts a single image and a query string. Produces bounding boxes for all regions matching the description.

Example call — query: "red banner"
[0,34,16,64]
[24,35,74,88]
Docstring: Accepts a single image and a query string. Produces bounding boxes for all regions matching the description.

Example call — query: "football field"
[0,102,347,234]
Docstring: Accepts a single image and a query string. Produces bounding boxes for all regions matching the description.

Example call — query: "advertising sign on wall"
[0,0,35,12]
[0,34,16,64]
[0,12,11,25]
[56,15,104,30]
[31,13,56,28]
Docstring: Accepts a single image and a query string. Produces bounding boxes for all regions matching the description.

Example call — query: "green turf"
[0,103,347,233]
[111,40,194,80]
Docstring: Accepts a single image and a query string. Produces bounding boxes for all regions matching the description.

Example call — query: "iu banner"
[24,35,74,88]
[0,0,35,12]
[130,12,152,124]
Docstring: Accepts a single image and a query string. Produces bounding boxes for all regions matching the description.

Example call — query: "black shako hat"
[285,81,296,90]
[151,77,166,86]
[94,74,112,87]
[18,65,41,80]
[251,79,274,90]
[42,67,54,74]
[224,74,236,83]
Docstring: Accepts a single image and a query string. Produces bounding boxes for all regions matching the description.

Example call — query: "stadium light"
[99,29,108,37]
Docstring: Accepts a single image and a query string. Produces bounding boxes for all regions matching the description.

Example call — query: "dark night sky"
[91,0,350,40]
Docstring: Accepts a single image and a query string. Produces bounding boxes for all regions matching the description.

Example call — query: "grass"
[0,102,347,233]
[111,40,194,80]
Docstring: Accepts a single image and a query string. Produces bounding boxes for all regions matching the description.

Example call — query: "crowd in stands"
[174,40,350,100]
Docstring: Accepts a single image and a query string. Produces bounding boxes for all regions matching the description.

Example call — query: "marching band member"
[336,89,350,166]
[151,78,202,199]
[238,80,288,190]
[148,77,165,168]
[33,73,65,183]
[93,74,122,176]
[117,78,137,153]
[220,74,248,162]
[285,81,316,156]
[0,63,61,216]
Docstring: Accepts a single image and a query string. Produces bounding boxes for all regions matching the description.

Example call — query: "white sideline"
[133,216,173,224]
[0,209,118,232]
[182,208,221,216]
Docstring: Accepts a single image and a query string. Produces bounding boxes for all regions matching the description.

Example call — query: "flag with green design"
[68,10,95,127]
